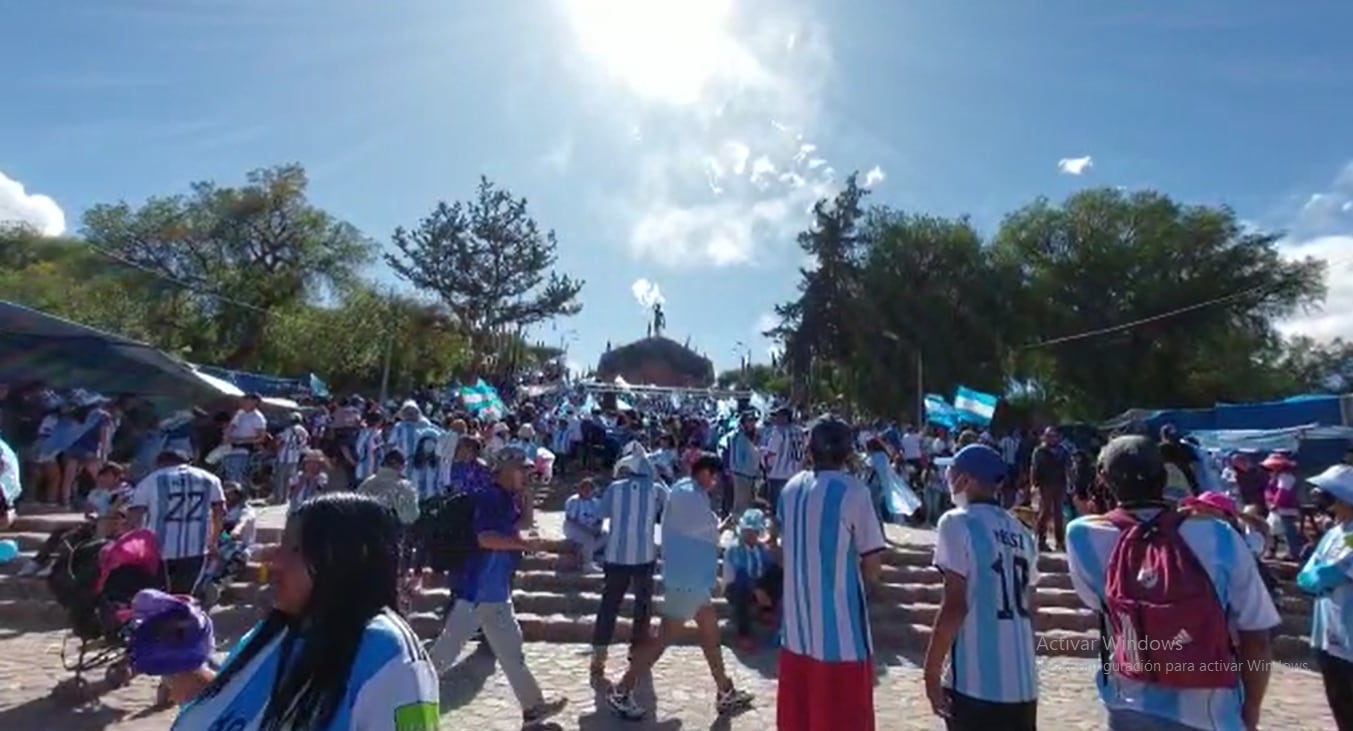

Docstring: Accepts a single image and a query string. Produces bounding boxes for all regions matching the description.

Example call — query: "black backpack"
[413,492,478,573]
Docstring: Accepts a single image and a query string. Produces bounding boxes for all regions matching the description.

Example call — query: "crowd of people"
[5,375,1353,730]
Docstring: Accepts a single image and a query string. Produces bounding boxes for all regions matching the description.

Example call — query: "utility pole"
[378,288,396,404]
[916,350,924,427]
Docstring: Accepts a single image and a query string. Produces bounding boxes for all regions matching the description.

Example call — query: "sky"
[2,0,1351,375]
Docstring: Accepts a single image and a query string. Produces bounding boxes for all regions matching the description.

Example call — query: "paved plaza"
[0,629,1333,730]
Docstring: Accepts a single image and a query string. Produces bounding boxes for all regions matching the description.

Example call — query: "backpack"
[413,492,478,574]
[1100,508,1237,689]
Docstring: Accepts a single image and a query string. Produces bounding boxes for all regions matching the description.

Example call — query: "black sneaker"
[606,687,646,721]
[715,685,753,714]
[523,696,567,724]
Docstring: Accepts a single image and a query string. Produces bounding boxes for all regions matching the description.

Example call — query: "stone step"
[0,598,1316,664]
[0,571,1313,639]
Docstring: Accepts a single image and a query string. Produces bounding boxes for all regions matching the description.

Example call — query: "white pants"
[428,600,545,711]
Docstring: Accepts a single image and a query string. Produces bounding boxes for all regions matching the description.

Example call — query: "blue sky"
[2,0,1351,375]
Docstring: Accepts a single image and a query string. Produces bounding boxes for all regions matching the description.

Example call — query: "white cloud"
[863,165,886,188]
[1057,156,1094,176]
[1278,161,1353,341]
[560,0,867,268]
[540,138,574,172]
[0,170,65,236]
[630,277,665,308]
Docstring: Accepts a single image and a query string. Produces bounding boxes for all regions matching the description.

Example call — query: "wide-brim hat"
[1309,465,1353,505]
[1260,453,1296,470]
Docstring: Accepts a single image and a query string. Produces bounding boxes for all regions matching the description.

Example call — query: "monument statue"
[652,302,666,337]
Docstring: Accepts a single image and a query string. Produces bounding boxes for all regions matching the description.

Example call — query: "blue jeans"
[1278,513,1306,559]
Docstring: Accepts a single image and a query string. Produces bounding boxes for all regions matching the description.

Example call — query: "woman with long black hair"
[164,492,439,730]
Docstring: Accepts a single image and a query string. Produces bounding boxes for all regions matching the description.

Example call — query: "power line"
[1023,250,1353,350]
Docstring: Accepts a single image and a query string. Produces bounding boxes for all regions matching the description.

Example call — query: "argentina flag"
[924,393,961,429]
[953,386,999,426]
[459,379,507,419]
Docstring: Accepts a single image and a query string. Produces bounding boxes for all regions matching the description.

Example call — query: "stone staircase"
[0,511,1317,661]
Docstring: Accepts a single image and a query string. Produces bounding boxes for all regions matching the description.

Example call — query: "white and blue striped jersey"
[722,541,773,586]
[1309,519,1353,662]
[600,476,668,566]
[778,469,886,662]
[171,610,439,731]
[410,461,441,501]
[563,493,603,537]
[388,420,426,477]
[354,427,383,481]
[276,424,308,465]
[933,503,1040,703]
[1065,511,1281,731]
[727,431,760,478]
[129,464,225,561]
[765,424,806,481]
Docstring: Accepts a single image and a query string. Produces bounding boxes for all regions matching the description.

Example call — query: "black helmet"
[807,415,853,467]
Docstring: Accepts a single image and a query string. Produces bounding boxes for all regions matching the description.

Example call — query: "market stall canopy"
[0,300,234,407]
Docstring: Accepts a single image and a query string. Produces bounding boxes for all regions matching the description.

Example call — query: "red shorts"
[776,649,875,731]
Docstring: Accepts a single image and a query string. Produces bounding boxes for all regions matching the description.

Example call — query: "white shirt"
[130,464,226,560]
[899,432,923,460]
[226,409,267,444]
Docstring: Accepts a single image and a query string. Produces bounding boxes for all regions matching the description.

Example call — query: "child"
[562,478,604,571]
[85,462,132,538]
[721,508,781,651]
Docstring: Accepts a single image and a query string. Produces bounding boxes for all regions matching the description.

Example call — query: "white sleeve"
[932,512,970,577]
[1063,519,1105,610]
[846,484,886,556]
[208,475,226,505]
[351,655,441,731]
[129,476,155,510]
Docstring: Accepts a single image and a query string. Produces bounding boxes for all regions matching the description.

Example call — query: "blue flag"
[953,386,999,426]
[924,393,960,429]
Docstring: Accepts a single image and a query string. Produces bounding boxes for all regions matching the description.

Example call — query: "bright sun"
[561,0,741,105]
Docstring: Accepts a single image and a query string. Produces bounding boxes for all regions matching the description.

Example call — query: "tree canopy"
[769,180,1336,421]
[0,165,583,396]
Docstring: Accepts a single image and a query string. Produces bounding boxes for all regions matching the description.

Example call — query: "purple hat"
[128,589,215,677]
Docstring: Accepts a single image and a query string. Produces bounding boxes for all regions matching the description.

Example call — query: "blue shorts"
[661,587,711,621]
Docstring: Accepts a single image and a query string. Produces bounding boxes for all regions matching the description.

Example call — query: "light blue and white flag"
[459,379,506,419]
[953,385,999,426]
[0,436,20,506]
[924,393,960,429]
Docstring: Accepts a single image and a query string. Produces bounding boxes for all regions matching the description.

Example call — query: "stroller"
[47,528,164,697]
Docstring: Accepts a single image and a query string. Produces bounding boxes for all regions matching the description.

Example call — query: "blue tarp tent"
[196,365,305,398]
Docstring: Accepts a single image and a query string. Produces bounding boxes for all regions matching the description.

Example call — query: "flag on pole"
[924,393,960,429]
[953,386,999,426]
[459,379,507,419]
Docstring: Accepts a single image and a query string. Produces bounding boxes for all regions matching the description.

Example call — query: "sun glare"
[562,0,742,105]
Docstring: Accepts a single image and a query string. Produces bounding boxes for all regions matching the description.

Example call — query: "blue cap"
[951,444,1008,487]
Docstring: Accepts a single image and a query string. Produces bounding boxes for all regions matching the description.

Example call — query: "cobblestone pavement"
[0,630,1333,730]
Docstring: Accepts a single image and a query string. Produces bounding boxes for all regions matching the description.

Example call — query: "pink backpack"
[1101,508,1238,689]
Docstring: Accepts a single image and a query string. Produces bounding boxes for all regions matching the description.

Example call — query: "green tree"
[385,177,584,369]
[1278,336,1353,394]
[81,164,375,367]
[852,209,1014,418]
[716,363,790,394]
[990,188,1327,417]
[769,173,869,402]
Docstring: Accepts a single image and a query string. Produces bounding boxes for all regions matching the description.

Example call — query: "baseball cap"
[950,444,1007,487]
[737,508,767,533]
[1309,464,1353,505]
[1097,435,1166,488]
